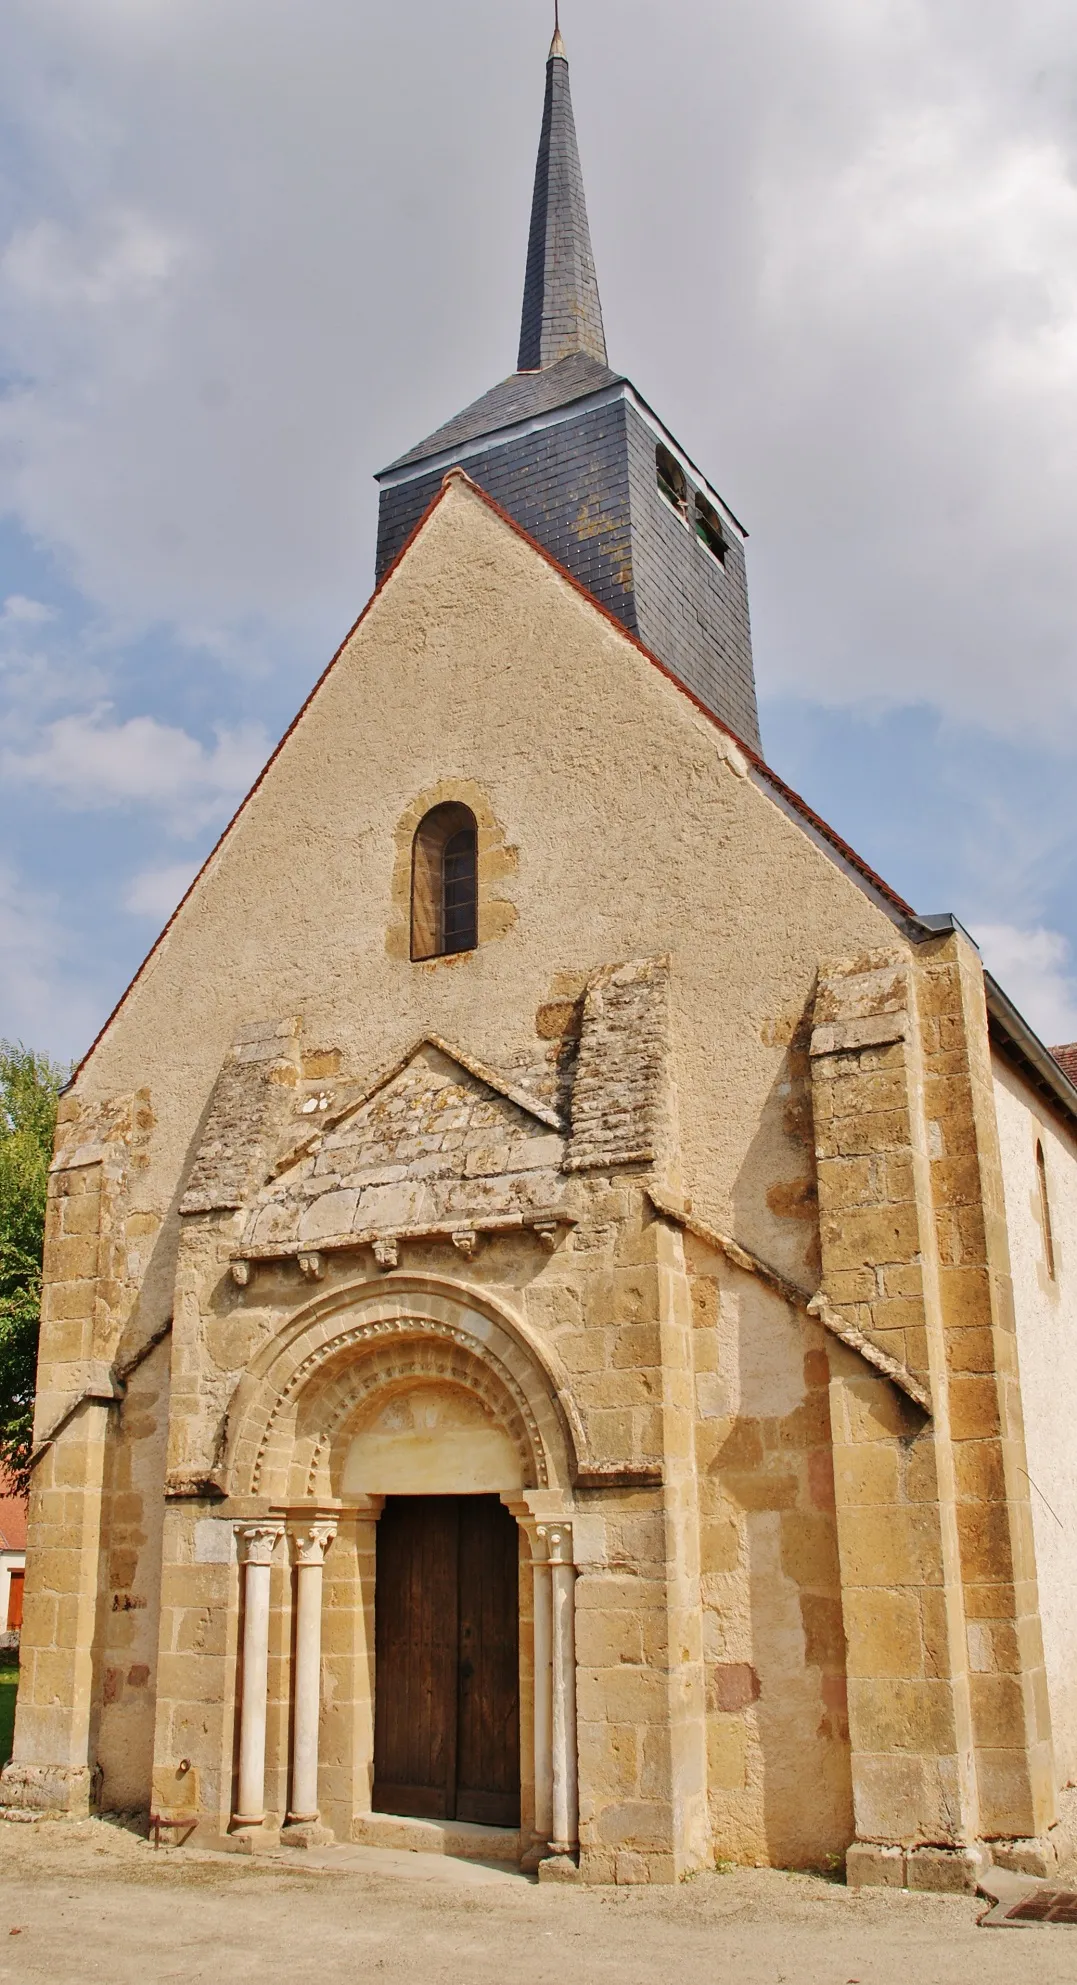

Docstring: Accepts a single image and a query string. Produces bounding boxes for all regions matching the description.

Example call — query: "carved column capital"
[516,1520,549,1564]
[236,1523,284,1567]
[289,1522,337,1569]
[537,1522,574,1567]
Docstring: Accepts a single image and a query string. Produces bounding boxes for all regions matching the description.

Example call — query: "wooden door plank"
[456,1497,520,1828]
[373,1497,458,1819]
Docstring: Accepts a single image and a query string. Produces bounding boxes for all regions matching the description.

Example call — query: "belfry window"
[656,444,688,519]
[1036,1140,1057,1281]
[411,803,479,961]
[694,493,727,565]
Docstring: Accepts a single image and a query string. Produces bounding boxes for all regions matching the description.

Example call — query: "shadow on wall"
[720,1040,853,1868]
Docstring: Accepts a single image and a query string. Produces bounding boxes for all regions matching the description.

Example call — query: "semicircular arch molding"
[289,1347,537,1502]
[223,1275,580,1500]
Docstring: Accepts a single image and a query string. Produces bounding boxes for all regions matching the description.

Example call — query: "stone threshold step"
[350,1813,521,1864]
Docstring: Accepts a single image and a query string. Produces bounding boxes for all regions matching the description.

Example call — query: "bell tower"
[376,24,761,754]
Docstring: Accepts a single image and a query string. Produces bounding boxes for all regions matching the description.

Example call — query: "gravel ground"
[0,1819,1074,1985]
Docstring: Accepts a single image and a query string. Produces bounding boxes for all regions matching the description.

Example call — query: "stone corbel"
[451,1229,480,1261]
[372,1236,399,1271]
[298,1252,326,1282]
[534,1222,560,1253]
[230,1258,252,1288]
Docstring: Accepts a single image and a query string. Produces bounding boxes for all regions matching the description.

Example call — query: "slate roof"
[517,32,607,371]
[381,30,613,479]
[380,352,624,477]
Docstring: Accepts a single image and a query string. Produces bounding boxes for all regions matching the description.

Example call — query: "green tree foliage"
[0,1044,67,1489]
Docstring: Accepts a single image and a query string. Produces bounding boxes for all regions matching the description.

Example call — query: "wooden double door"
[373,1495,521,1828]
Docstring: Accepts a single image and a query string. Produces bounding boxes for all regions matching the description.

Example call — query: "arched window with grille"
[411,803,479,961]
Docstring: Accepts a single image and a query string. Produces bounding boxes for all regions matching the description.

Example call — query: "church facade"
[4,30,1077,1891]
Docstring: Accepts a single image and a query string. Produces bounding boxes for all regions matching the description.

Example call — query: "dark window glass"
[411,803,479,960]
[443,827,478,955]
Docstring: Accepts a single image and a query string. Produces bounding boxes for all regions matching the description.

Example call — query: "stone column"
[286,1521,337,1827]
[542,1523,578,1857]
[234,1524,284,1829]
[529,1529,554,1851]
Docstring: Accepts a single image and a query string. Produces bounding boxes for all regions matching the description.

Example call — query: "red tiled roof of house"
[0,1474,27,1552]
[1053,1044,1077,1088]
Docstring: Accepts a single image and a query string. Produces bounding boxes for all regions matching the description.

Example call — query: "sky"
[1,0,1076,1065]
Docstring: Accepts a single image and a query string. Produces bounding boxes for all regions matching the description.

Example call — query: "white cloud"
[974,924,1077,1049]
[6,711,268,831]
[0,0,1068,741]
[0,863,96,1059]
[0,593,104,721]
[3,209,185,313]
[739,102,1077,732]
[1,595,55,628]
[123,860,199,920]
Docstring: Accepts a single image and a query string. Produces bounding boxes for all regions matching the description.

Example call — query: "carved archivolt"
[223,1276,576,1500]
[297,1343,535,1499]
[257,1322,544,1498]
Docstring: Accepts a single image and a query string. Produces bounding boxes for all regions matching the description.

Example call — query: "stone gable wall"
[16,480,1063,1879]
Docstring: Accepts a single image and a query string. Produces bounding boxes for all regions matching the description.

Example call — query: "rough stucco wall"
[993,1055,1077,1787]
[76,477,900,1274]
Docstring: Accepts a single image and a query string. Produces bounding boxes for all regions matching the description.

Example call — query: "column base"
[0,1763,96,1817]
[538,1852,580,1884]
[280,1821,335,1849]
[846,1842,991,1893]
[223,1824,280,1856]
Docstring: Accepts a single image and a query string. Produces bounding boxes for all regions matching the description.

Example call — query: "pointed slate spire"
[517,25,607,371]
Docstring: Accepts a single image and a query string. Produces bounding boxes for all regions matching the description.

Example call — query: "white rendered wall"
[993,1054,1077,1788]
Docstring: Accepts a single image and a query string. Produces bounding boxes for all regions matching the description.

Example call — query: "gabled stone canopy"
[178,956,678,1272]
[242,1040,568,1255]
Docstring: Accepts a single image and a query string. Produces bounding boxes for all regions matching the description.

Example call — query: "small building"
[0,1480,27,1635]
[3,27,1077,1892]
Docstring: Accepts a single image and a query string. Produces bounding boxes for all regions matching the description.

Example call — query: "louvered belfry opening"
[411,803,479,961]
